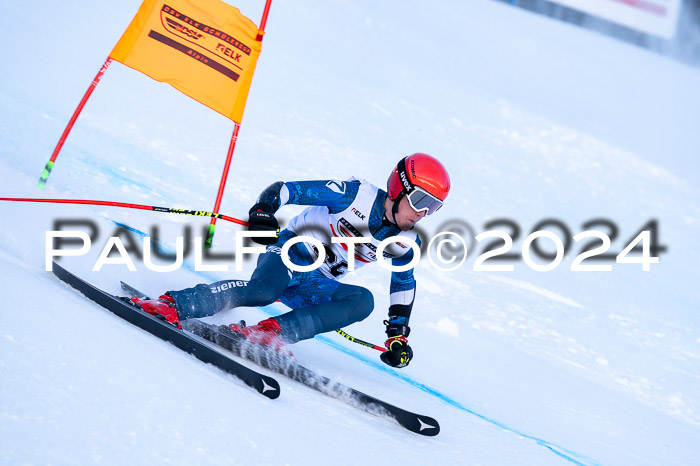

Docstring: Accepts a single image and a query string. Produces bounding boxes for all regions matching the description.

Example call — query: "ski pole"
[0,197,248,226]
[335,329,386,352]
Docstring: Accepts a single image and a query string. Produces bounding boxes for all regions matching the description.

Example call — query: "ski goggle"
[406,187,444,215]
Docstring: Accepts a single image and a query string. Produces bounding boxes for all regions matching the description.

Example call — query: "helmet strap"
[396,157,414,196]
[385,157,412,227]
[390,192,403,225]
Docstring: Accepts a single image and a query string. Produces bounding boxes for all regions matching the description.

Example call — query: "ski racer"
[133,153,450,368]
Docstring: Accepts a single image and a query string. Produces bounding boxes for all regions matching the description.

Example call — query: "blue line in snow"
[80,155,154,192]
[109,219,598,466]
[265,304,597,466]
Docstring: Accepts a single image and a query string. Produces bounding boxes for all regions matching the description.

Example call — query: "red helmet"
[387,153,450,215]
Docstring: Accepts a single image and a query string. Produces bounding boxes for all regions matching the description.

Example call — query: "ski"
[51,261,280,399]
[120,281,149,300]
[183,319,440,436]
[118,280,440,435]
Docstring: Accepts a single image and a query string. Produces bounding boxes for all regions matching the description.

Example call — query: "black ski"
[184,319,440,436]
[119,280,440,435]
[120,281,150,300]
[51,262,280,399]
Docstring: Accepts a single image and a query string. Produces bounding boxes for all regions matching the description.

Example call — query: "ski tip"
[396,414,440,436]
[260,376,281,399]
[415,416,440,436]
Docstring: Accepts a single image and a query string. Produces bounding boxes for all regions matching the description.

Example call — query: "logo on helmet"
[400,170,413,193]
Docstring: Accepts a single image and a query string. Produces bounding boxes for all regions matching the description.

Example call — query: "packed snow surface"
[1,1,699,464]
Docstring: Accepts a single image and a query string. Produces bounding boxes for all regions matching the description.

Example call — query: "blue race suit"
[168,178,418,343]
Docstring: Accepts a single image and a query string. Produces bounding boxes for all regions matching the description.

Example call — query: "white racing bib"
[286,179,416,280]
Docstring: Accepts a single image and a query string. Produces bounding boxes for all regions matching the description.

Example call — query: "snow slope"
[1,0,699,464]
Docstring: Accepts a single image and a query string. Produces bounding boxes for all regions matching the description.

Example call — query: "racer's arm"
[248,180,359,244]
[388,255,416,327]
[381,238,419,368]
[254,180,360,213]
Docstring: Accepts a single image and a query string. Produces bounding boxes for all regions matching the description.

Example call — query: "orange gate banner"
[109,0,262,123]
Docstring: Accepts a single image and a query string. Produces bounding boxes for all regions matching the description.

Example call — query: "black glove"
[380,319,413,368]
[248,202,280,245]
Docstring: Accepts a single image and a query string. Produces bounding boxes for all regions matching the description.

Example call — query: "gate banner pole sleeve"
[205,0,273,248]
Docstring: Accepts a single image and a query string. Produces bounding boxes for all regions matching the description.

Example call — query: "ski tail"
[120,281,150,300]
